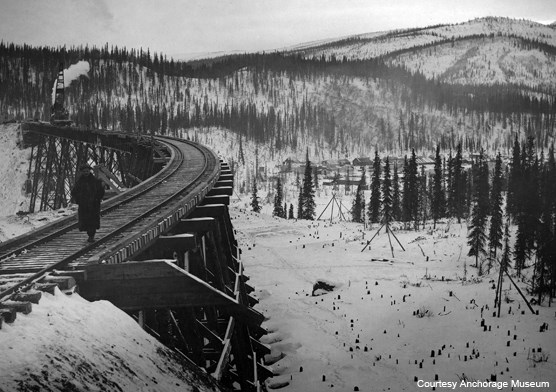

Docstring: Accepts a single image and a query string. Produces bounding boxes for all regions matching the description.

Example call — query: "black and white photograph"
[0,1,555,391]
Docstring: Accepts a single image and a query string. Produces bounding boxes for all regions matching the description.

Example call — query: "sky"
[1,0,555,59]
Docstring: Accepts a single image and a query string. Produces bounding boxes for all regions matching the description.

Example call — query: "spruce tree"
[297,186,303,219]
[251,179,261,213]
[352,168,366,223]
[488,153,504,259]
[432,145,446,229]
[467,149,489,272]
[401,156,410,224]
[506,136,522,220]
[382,157,392,223]
[368,151,381,224]
[407,149,420,230]
[301,149,316,220]
[288,203,294,219]
[514,137,541,277]
[272,177,284,218]
[452,143,465,223]
[392,163,401,221]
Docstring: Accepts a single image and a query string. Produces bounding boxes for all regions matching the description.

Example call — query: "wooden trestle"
[77,164,272,391]
[21,122,167,212]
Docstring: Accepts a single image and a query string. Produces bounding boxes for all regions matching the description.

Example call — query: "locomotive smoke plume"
[51,61,91,104]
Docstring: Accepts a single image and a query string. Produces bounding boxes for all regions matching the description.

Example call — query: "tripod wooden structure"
[361,219,406,258]
[317,193,349,223]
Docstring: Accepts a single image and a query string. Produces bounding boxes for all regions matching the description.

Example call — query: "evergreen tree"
[238,136,245,166]
[297,186,303,219]
[488,153,504,259]
[401,156,410,224]
[467,149,489,272]
[392,163,401,221]
[272,177,284,218]
[288,203,294,219]
[448,143,465,223]
[313,166,319,190]
[368,151,381,224]
[382,157,392,223]
[513,215,528,277]
[251,179,261,213]
[506,136,522,220]
[431,145,446,228]
[301,149,316,220]
[352,168,366,223]
[514,137,541,277]
[403,149,420,230]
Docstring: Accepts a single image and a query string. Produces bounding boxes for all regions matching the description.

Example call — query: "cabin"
[352,157,372,167]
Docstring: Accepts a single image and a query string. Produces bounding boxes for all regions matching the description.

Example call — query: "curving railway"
[0,126,271,391]
[0,135,219,299]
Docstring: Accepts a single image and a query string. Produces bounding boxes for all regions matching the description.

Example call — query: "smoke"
[51,61,91,104]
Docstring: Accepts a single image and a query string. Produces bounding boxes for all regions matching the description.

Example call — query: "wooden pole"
[361,223,385,252]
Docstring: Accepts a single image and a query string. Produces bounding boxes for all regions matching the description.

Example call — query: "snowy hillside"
[293,17,556,60]
[291,17,556,89]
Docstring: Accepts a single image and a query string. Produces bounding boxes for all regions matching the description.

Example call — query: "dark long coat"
[71,174,105,231]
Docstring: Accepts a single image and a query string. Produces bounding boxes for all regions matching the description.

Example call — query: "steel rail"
[0,137,177,261]
[0,136,220,301]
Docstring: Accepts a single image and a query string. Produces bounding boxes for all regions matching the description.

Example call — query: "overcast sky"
[1,0,555,58]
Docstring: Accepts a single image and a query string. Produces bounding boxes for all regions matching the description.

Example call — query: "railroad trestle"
[21,122,168,212]
[1,125,270,391]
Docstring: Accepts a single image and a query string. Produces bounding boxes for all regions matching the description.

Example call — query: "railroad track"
[0,135,220,302]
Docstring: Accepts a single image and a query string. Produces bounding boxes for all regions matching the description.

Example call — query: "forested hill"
[1,16,555,158]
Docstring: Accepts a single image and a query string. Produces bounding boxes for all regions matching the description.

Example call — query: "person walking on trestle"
[71,164,105,242]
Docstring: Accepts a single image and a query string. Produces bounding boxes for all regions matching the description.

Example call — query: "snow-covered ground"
[1,122,554,391]
[231,197,556,391]
[0,287,221,392]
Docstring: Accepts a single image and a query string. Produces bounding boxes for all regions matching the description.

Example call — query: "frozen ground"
[0,120,554,391]
[0,189,554,391]
[231,197,556,391]
[0,287,221,392]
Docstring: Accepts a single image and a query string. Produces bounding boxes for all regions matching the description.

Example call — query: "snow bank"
[0,123,31,216]
[0,288,221,392]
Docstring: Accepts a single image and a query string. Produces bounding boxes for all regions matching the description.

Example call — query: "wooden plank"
[157,234,197,252]
[196,319,224,346]
[250,337,271,357]
[173,217,216,234]
[2,301,32,315]
[12,290,42,304]
[257,361,274,381]
[0,308,16,323]
[52,270,87,280]
[214,180,233,188]
[81,261,266,325]
[34,282,58,295]
[201,195,229,206]
[39,276,76,290]
[212,317,235,381]
[207,186,233,196]
[189,204,227,218]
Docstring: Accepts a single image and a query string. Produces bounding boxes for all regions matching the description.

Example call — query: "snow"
[0,288,220,392]
[0,123,32,217]
[296,17,556,63]
[230,200,556,391]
